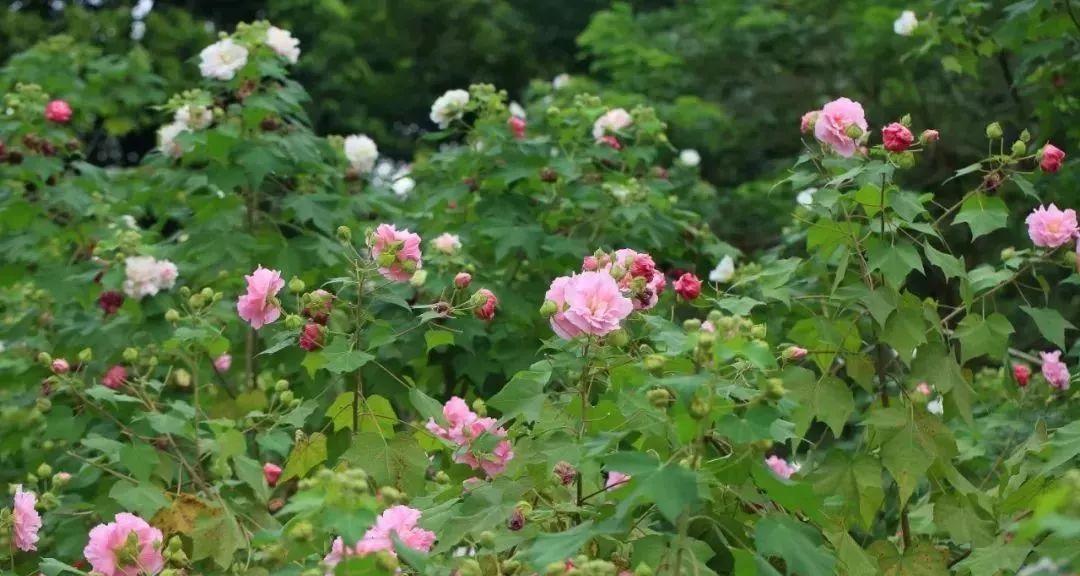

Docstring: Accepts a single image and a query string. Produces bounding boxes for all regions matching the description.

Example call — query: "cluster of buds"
[296,466,371,506]
[161,536,189,572]
[582,248,666,310]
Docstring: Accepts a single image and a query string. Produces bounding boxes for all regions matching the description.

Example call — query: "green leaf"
[807,220,858,252]
[233,455,271,503]
[119,442,160,482]
[280,432,327,482]
[489,360,551,422]
[813,453,884,530]
[954,313,1013,363]
[192,512,242,568]
[1020,305,1075,349]
[342,432,428,495]
[409,387,444,421]
[868,540,949,575]
[109,481,169,518]
[424,329,455,352]
[754,515,836,576]
[868,240,924,288]
[953,193,1008,239]
[952,540,1031,576]
[322,339,374,374]
[923,244,966,280]
[521,521,599,569]
[933,495,995,547]
[645,465,700,522]
[881,420,932,508]
[786,369,854,438]
[854,184,888,218]
[882,293,927,365]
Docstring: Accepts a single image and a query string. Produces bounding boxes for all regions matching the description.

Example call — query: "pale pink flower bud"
[454,272,472,289]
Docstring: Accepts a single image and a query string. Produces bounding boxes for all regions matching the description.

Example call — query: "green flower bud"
[607,328,629,347]
[900,114,912,127]
[278,390,294,404]
[36,463,52,477]
[643,354,666,373]
[634,564,654,576]
[750,324,767,339]
[285,314,303,330]
[187,293,205,309]
[461,559,484,576]
[1000,247,1017,261]
[985,122,1003,139]
[539,300,558,317]
[274,379,290,392]
[844,124,863,139]
[37,352,52,365]
[765,378,786,400]
[683,318,701,332]
[544,561,566,576]
[288,277,306,293]
[690,396,710,419]
[472,398,487,417]
[646,388,672,408]
[376,551,399,572]
[78,348,92,362]
[172,368,191,388]
[165,309,181,322]
[434,470,450,484]
[409,269,428,287]
[1011,140,1026,156]
[336,225,352,242]
[123,347,139,362]
[36,397,52,412]
[1019,129,1031,143]
[376,252,397,268]
[896,151,916,168]
[478,530,496,548]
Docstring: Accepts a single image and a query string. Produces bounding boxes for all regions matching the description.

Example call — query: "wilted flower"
[97,291,124,316]
[1040,350,1070,390]
[432,233,462,255]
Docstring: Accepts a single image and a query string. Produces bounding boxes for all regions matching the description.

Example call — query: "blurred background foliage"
[2,0,1078,253]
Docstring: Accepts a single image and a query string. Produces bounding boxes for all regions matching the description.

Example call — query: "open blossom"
[370,224,422,282]
[915,382,932,396]
[893,10,918,35]
[199,38,249,80]
[391,176,415,196]
[709,256,735,283]
[432,233,462,255]
[766,456,800,480]
[430,89,470,128]
[426,397,514,477]
[605,471,631,491]
[882,122,914,152]
[1040,143,1065,173]
[83,513,164,576]
[674,273,702,300]
[796,187,817,206]
[157,122,189,158]
[102,365,127,389]
[355,506,436,556]
[473,289,498,321]
[592,108,633,142]
[45,99,72,123]
[552,73,571,90]
[236,266,285,329]
[343,135,378,173]
[800,110,818,134]
[678,149,701,167]
[123,256,178,300]
[213,354,232,373]
[1041,350,1070,390]
[814,97,868,158]
[545,272,634,339]
[12,485,42,551]
[927,397,944,415]
[263,462,282,487]
[323,536,358,573]
[265,26,300,64]
[1026,204,1078,248]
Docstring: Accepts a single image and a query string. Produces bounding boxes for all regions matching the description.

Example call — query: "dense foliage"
[1,4,1079,576]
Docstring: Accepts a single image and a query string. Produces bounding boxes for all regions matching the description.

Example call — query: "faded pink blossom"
[508,116,526,139]
[582,256,599,271]
[213,354,231,373]
[236,266,285,329]
[592,108,632,142]
[45,99,72,123]
[1040,143,1065,173]
[813,97,868,157]
[12,485,42,551]
[915,382,932,396]
[1026,204,1078,248]
[370,224,422,282]
[102,365,127,389]
[83,513,164,576]
[426,397,514,477]
[473,288,498,321]
[263,462,282,487]
[920,129,940,144]
[51,358,70,375]
[354,506,436,556]
[605,471,631,491]
[800,110,818,134]
[545,276,583,340]
[674,273,702,300]
[1040,350,1070,390]
[882,122,913,152]
[323,536,358,574]
[701,320,716,333]
[784,346,808,361]
[454,272,472,289]
[765,455,799,480]
[431,232,461,255]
